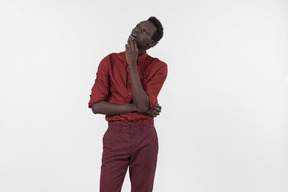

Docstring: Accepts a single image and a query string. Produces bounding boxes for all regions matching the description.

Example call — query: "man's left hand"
[144,104,162,117]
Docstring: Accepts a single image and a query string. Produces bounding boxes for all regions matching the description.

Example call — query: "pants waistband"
[108,120,154,128]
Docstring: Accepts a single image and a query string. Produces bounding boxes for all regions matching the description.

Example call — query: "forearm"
[91,101,137,115]
[129,65,149,112]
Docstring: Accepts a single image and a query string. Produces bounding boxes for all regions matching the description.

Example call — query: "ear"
[148,40,157,48]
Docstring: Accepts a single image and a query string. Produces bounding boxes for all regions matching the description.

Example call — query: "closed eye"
[135,24,149,33]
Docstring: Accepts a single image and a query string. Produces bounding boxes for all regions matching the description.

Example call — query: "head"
[128,16,164,53]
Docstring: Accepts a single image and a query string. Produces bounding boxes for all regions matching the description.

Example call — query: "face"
[128,20,157,51]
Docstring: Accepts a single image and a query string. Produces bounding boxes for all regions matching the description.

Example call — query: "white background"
[1,0,288,191]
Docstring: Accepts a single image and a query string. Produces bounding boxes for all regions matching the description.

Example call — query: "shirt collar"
[122,51,148,64]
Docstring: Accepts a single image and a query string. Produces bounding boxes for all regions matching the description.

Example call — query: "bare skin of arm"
[91,101,137,115]
[125,39,149,113]
[91,101,161,117]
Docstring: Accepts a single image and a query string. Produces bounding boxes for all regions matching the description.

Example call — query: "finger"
[153,105,160,111]
[126,42,131,51]
[130,39,136,51]
[155,105,161,111]
[150,110,156,116]
[153,104,159,109]
[149,112,155,117]
[155,108,161,113]
[128,39,133,49]
[154,109,160,115]
[132,40,138,51]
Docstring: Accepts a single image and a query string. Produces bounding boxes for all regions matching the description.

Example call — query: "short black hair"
[148,16,163,43]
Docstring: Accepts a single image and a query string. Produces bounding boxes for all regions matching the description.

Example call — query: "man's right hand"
[144,104,162,117]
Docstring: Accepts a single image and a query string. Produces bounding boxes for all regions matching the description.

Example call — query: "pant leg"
[99,125,130,192]
[129,122,159,192]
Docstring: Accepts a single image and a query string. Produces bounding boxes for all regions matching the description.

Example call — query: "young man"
[88,16,167,192]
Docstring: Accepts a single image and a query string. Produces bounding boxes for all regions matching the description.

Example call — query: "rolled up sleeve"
[144,62,168,108]
[88,57,110,108]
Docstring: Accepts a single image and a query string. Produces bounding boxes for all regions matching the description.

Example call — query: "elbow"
[137,104,149,113]
[91,108,99,114]
[91,103,100,114]
[136,97,149,113]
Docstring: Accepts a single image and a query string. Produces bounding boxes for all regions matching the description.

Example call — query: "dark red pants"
[100,120,158,192]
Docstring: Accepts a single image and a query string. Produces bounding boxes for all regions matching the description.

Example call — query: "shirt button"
[128,92,131,95]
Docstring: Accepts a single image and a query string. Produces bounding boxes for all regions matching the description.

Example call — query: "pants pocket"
[102,128,109,143]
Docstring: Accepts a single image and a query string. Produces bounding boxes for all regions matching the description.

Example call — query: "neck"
[138,50,146,56]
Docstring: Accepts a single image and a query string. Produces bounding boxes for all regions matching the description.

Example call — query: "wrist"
[128,62,137,70]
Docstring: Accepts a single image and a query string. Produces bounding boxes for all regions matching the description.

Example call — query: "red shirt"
[88,51,168,123]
